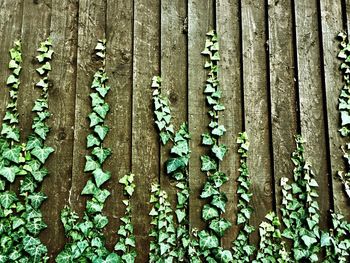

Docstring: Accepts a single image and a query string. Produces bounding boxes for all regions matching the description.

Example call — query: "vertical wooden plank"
[39,0,79,257]
[294,0,331,227]
[320,0,350,218]
[0,0,23,120]
[216,0,243,247]
[188,0,214,231]
[160,0,187,213]
[132,1,160,260]
[70,0,106,215]
[241,0,273,243]
[267,0,298,218]
[104,0,133,249]
[18,0,52,140]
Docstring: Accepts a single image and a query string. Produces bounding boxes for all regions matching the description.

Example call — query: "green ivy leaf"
[94,214,109,229]
[166,157,186,174]
[81,179,98,195]
[92,147,111,164]
[55,250,72,263]
[31,146,54,164]
[88,112,104,127]
[104,253,121,263]
[28,192,47,209]
[200,182,219,198]
[2,146,21,163]
[87,134,100,148]
[0,191,17,208]
[6,74,18,85]
[209,218,231,237]
[96,86,110,98]
[94,125,109,140]
[171,141,189,156]
[211,193,228,212]
[26,217,47,235]
[202,133,215,145]
[211,144,227,161]
[198,230,219,250]
[84,156,100,172]
[175,209,186,223]
[200,155,217,171]
[22,235,48,260]
[92,168,111,187]
[1,124,20,142]
[212,125,226,136]
[202,204,219,221]
[31,168,48,182]
[26,135,43,150]
[93,103,109,119]
[0,166,20,183]
[90,93,104,107]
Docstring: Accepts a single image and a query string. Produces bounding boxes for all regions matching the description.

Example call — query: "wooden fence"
[0,0,349,261]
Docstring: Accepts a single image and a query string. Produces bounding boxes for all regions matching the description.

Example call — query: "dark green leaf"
[31,146,54,164]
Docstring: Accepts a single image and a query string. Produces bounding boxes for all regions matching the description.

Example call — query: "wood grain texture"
[267,0,298,217]
[70,0,106,214]
[132,1,160,260]
[294,0,331,227]
[188,0,214,231]
[18,0,52,141]
[241,0,273,243]
[0,0,23,123]
[320,0,350,218]
[39,0,79,258]
[160,0,187,215]
[103,0,134,250]
[216,0,243,248]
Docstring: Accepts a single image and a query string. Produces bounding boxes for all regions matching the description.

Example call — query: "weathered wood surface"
[0,0,349,260]
[41,0,79,257]
[241,0,273,243]
[132,0,161,260]
[267,0,298,220]
[320,0,350,218]
[294,0,331,228]
[188,0,214,232]
[216,0,243,248]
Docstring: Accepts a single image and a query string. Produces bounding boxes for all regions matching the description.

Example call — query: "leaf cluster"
[280,136,320,262]
[231,132,255,262]
[0,39,54,262]
[57,39,115,262]
[114,174,137,262]
[197,30,232,262]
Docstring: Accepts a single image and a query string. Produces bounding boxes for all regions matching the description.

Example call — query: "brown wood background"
[0,0,349,261]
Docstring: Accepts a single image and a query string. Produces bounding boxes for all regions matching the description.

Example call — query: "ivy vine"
[280,136,320,262]
[0,38,55,262]
[114,173,137,262]
[231,132,255,262]
[253,212,290,263]
[151,76,192,261]
[337,32,350,199]
[197,30,232,262]
[57,39,118,263]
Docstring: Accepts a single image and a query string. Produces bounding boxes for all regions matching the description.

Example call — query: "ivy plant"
[280,136,320,262]
[57,39,118,263]
[321,212,350,262]
[151,76,192,261]
[197,30,233,262]
[0,38,54,262]
[253,212,290,263]
[114,173,137,262]
[337,32,350,199]
[231,132,255,262]
[149,183,177,262]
